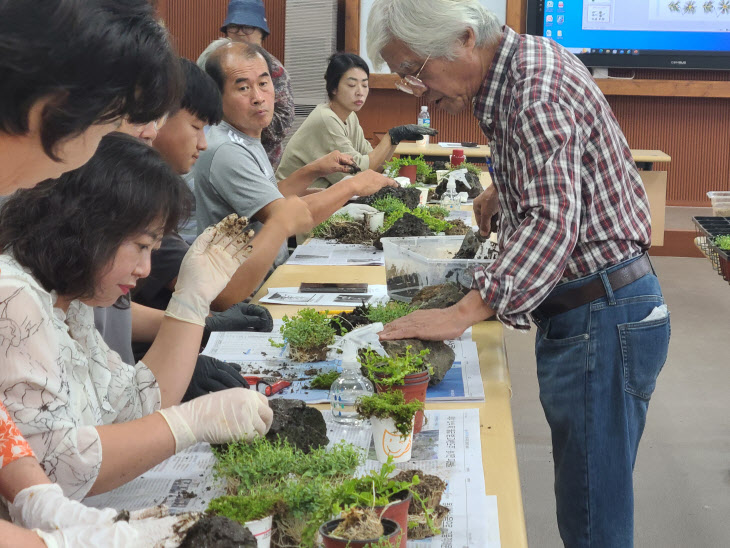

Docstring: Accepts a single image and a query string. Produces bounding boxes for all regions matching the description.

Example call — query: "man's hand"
[472,185,499,237]
[312,150,357,176]
[379,291,494,341]
[348,170,398,197]
[388,124,438,145]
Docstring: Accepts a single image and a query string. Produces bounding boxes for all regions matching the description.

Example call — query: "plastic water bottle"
[417,105,431,146]
[328,325,379,425]
[441,180,460,212]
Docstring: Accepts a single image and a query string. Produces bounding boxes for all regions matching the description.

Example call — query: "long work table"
[253,265,528,548]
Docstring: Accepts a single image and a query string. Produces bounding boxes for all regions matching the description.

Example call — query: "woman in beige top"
[276,53,436,188]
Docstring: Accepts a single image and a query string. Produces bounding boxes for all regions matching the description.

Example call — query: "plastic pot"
[370,416,414,463]
[244,514,273,548]
[374,491,412,548]
[374,370,429,433]
[398,164,417,183]
[320,517,402,548]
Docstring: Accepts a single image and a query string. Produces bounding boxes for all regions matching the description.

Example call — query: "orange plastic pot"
[398,164,417,183]
[320,517,402,548]
[374,371,430,434]
[374,491,411,548]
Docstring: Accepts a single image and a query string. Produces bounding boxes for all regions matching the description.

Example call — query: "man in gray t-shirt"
[195,120,289,266]
[195,41,397,272]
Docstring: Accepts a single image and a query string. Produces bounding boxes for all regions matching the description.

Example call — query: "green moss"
[364,301,417,324]
[272,308,339,355]
[312,213,353,238]
[355,391,424,436]
[383,155,433,183]
[360,346,432,388]
[310,370,340,389]
[714,234,730,250]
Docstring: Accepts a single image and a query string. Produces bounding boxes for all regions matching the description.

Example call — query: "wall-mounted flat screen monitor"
[526,0,730,69]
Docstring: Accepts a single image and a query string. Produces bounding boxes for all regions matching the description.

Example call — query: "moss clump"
[364,301,417,324]
[273,308,340,362]
[355,391,424,436]
[360,345,432,387]
[383,154,433,183]
[310,370,340,389]
[714,234,730,251]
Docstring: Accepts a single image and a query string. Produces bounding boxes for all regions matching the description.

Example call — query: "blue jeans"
[532,254,670,547]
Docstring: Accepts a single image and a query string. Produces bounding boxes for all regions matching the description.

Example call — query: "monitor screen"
[526,0,730,69]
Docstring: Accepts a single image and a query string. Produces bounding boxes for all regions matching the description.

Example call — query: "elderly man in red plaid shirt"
[369,1,670,546]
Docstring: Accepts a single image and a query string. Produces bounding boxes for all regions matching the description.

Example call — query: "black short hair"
[0,133,192,301]
[324,53,370,99]
[205,42,273,93]
[179,58,223,126]
[0,0,182,160]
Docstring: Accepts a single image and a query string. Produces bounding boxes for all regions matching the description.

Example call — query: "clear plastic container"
[707,191,730,217]
[381,235,495,301]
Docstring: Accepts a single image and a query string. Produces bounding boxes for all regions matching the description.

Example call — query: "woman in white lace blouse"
[0,133,273,501]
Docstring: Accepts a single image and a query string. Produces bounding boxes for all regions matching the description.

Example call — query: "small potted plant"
[356,391,424,463]
[384,155,432,184]
[319,507,402,548]
[207,488,279,548]
[272,308,339,362]
[360,346,432,433]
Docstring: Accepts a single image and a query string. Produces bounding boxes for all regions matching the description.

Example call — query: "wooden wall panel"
[158,0,286,63]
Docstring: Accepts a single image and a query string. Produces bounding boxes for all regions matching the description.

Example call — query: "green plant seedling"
[271,308,341,362]
[714,234,730,250]
[355,391,424,437]
[310,370,341,389]
[360,346,433,387]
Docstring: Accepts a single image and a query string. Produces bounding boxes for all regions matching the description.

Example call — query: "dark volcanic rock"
[380,339,455,386]
[354,186,421,210]
[454,229,488,259]
[433,172,482,200]
[178,515,256,548]
[410,283,466,309]
[374,213,433,250]
[331,305,372,335]
[266,399,328,452]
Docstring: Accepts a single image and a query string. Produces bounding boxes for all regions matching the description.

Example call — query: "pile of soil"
[374,213,433,250]
[410,282,466,309]
[354,186,422,210]
[443,219,471,236]
[316,218,379,245]
[178,515,257,548]
[380,339,455,386]
[432,172,483,200]
[217,213,255,245]
[330,305,372,335]
[266,399,328,453]
[393,469,449,540]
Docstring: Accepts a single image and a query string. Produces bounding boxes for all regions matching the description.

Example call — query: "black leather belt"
[537,254,652,318]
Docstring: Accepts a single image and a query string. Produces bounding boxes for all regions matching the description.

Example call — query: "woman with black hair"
[0,133,273,507]
[276,52,436,188]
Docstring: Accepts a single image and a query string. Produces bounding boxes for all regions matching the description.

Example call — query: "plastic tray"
[381,235,494,301]
[707,191,730,217]
[692,216,730,283]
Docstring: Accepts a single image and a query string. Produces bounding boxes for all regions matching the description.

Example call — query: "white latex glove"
[157,387,273,453]
[165,214,254,326]
[335,203,379,221]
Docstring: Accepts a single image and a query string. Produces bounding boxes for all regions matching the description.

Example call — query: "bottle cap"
[452,148,464,156]
[420,105,428,112]
[446,180,457,191]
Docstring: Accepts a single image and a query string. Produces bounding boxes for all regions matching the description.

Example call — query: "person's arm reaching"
[277,151,357,197]
[130,302,164,343]
[211,196,313,310]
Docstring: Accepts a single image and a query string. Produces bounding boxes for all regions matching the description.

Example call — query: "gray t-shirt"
[193,121,288,266]
[93,305,134,365]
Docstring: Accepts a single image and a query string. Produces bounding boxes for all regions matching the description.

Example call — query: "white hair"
[366,0,501,71]
[196,38,232,70]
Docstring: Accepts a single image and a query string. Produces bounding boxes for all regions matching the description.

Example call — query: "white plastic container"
[381,235,495,301]
[370,416,414,463]
[245,514,273,548]
[364,210,385,232]
[707,191,730,217]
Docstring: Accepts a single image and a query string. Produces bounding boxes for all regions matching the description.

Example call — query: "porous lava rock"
[266,399,328,453]
[178,515,257,548]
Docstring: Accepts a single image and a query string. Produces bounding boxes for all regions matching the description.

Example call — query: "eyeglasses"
[395,54,431,97]
[226,24,258,36]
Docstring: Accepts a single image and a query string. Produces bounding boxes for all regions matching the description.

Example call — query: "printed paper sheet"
[260,285,388,307]
[287,238,384,266]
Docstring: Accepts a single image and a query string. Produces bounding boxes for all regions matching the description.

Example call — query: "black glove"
[388,124,438,145]
[182,354,250,402]
[205,302,274,333]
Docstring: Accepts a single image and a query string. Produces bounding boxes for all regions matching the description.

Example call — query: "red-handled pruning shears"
[243,375,291,396]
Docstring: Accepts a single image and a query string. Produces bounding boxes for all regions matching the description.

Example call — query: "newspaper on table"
[260,285,388,307]
[201,321,485,404]
[84,410,500,548]
[287,238,383,266]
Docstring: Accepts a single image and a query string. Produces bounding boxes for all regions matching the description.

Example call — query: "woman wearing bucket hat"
[219,0,294,169]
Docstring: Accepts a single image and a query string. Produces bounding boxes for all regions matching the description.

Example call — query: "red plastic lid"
[452,148,464,155]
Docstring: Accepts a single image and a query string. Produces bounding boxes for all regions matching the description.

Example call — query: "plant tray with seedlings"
[692,216,730,283]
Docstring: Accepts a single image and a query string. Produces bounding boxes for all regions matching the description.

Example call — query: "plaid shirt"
[472,27,651,329]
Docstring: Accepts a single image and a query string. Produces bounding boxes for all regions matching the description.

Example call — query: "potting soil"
[266,399,329,453]
[410,282,467,309]
[374,213,433,250]
[330,305,372,335]
[393,469,449,540]
[354,186,422,210]
[177,515,257,548]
